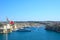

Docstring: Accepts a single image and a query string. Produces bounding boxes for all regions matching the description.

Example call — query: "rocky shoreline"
[45,24,60,32]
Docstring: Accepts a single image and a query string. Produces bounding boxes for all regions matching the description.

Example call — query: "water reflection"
[0,34,8,40]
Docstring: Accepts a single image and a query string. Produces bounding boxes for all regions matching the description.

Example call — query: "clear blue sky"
[0,0,60,21]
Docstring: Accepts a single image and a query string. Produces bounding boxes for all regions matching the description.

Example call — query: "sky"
[0,0,60,21]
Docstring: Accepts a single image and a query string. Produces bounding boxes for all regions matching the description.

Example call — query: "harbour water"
[0,26,60,40]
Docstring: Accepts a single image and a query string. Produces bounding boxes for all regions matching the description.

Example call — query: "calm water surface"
[0,26,60,40]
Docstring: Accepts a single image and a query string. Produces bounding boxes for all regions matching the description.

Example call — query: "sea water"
[0,26,60,40]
